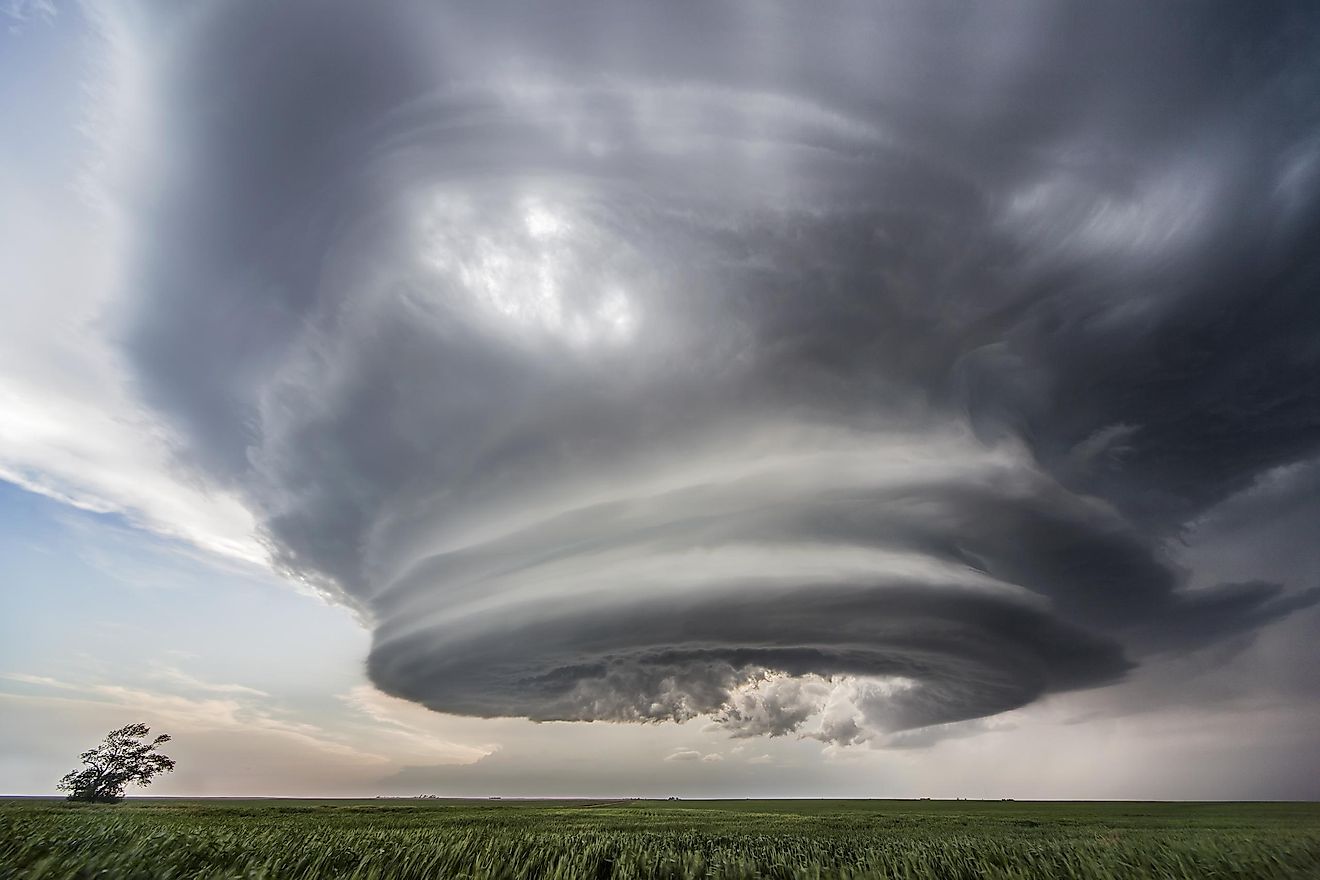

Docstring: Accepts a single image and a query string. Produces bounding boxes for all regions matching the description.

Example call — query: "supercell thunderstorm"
[120,1,1320,743]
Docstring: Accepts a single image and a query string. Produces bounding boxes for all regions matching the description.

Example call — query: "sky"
[2,0,1319,800]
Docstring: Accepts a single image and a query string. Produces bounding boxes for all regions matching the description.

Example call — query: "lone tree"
[57,723,176,803]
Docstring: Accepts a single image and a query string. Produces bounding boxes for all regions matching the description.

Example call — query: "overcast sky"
[3,0,1320,799]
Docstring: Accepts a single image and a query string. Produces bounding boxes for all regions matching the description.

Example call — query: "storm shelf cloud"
[69,0,1320,745]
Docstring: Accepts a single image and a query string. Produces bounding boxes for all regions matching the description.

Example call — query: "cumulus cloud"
[32,1,1320,743]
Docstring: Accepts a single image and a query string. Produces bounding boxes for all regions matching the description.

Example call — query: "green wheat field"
[3,797,1319,879]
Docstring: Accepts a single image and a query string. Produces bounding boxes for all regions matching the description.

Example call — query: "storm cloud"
[111,1,1320,741]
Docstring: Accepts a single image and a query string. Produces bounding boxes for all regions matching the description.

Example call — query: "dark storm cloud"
[119,1,1320,739]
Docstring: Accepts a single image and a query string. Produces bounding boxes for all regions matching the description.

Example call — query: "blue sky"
[3,1,1320,799]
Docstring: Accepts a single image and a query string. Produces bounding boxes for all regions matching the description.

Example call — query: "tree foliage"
[57,723,176,803]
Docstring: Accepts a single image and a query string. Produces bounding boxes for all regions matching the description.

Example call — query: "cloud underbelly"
[370,583,1128,730]
[360,435,1132,735]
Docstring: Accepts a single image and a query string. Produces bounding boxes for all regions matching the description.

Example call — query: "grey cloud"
[115,1,1320,742]
[879,719,1009,751]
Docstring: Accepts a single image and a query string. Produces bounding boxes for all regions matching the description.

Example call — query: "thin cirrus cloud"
[14,1,1320,746]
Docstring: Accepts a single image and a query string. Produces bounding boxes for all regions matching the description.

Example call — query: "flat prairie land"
[3,797,1319,879]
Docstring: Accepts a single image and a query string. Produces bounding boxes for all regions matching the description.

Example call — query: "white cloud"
[0,1,267,568]
[149,667,270,698]
[664,747,724,763]
[339,685,492,765]
[0,682,375,762]
[0,672,79,690]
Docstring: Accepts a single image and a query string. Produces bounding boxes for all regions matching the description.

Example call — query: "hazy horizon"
[3,1,1320,801]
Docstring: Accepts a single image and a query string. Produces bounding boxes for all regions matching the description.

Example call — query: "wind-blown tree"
[57,723,176,803]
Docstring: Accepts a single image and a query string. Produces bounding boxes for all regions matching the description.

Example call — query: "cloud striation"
[111,0,1320,743]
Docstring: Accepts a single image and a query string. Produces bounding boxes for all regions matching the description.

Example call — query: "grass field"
[3,797,1319,879]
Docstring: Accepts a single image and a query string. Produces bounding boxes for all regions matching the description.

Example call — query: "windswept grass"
[2,797,1318,879]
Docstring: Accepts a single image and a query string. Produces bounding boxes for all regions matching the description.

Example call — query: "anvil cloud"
[57,1,1320,743]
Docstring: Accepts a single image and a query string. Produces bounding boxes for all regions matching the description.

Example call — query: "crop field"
[3,797,1319,880]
